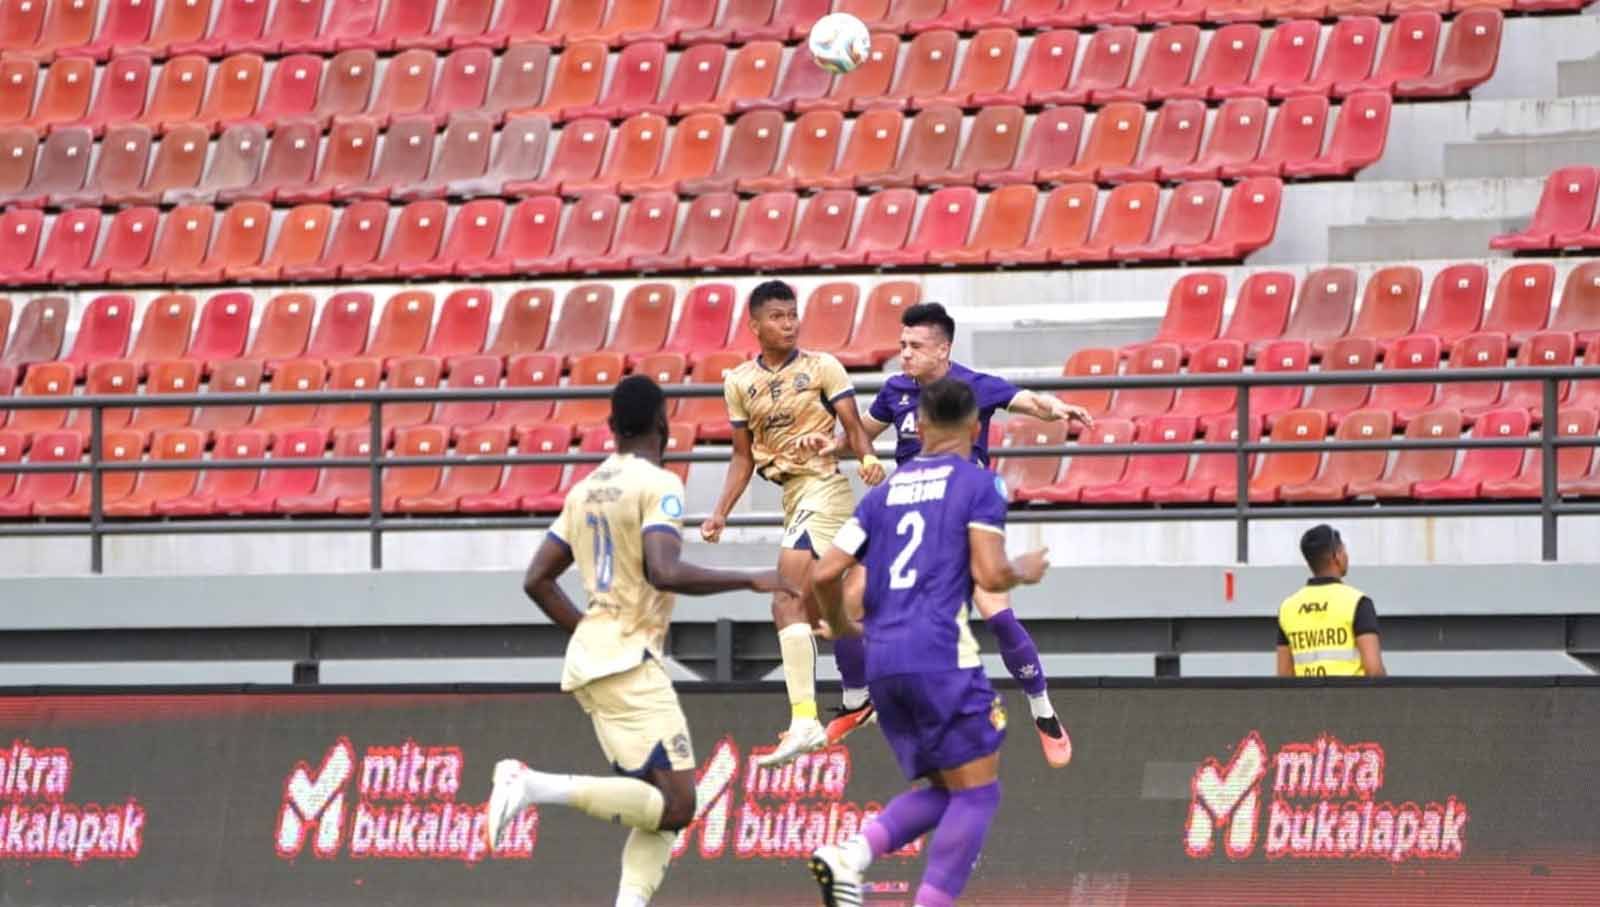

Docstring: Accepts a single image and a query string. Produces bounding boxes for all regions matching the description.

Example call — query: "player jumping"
[487,376,788,907]
[699,280,886,767]
[842,301,1087,766]
[808,378,1051,907]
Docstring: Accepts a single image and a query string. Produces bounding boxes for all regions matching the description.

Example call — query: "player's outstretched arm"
[644,530,788,597]
[968,529,1049,594]
[523,536,585,634]
[811,544,864,639]
[1008,390,1093,429]
[702,426,756,543]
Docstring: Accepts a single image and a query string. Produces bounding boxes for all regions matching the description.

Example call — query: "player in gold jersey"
[487,376,787,907]
[699,281,887,768]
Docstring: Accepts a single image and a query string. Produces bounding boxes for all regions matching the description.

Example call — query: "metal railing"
[3,364,1599,572]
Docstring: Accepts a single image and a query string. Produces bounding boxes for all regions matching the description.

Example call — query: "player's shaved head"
[610,375,669,458]
[919,378,978,428]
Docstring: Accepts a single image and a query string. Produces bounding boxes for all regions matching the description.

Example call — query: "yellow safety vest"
[1277,580,1367,677]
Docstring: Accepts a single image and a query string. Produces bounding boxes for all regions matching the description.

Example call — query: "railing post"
[1541,376,1559,561]
[1234,380,1250,564]
[369,400,384,570]
[88,404,103,574]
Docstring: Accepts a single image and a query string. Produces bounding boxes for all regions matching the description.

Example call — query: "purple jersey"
[869,363,1021,466]
[833,453,1009,681]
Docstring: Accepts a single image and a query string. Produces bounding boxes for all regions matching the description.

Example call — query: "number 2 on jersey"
[585,513,615,591]
[889,511,925,590]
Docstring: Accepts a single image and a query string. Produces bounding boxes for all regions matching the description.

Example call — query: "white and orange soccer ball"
[808,13,872,75]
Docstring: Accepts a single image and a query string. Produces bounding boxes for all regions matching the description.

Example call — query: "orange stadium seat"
[282,199,388,281]
[192,358,263,440]
[738,109,841,193]
[1334,265,1423,355]
[739,45,830,113]
[464,196,558,277]
[678,351,744,441]
[683,109,784,193]
[26,56,93,131]
[1080,416,1195,504]
[795,282,860,356]
[379,355,444,433]
[33,429,144,519]
[1128,272,1228,360]
[552,352,627,432]
[128,294,196,374]
[156,429,270,518]
[104,428,206,518]
[1116,179,1223,262]
[309,49,376,124]
[600,283,675,365]
[524,425,616,513]
[1060,181,1158,264]
[1039,101,1140,184]
[867,186,976,268]
[1100,25,1200,104]
[925,105,1025,188]
[1413,408,1531,500]
[1152,414,1260,503]
[1413,333,1509,426]
[1174,176,1282,261]
[401,426,511,514]
[1305,337,1378,427]
[1017,419,1135,504]
[480,352,561,437]
[311,358,382,436]
[1280,410,1394,503]
[994,416,1069,502]
[1108,342,1182,421]
[811,187,915,267]
[276,429,378,514]
[1057,348,1117,421]
[568,41,665,121]
[129,361,201,438]
[80,54,153,136]
[858,104,962,190]
[176,0,270,56]
[1103,99,1205,184]
[4,360,73,441]
[624,113,723,195]
[1246,408,1328,503]
[1483,263,1556,348]
[930,183,1036,266]
[922,27,1017,108]
[459,423,571,514]
[65,360,138,436]
[978,106,1083,188]
[994,182,1095,266]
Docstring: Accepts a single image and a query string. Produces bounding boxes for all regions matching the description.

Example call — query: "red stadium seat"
[1396,7,1502,99]
[836,281,920,369]
[1079,417,1195,505]
[1168,339,1245,427]
[1279,409,1393,503]
[332,424,446,514]
[18,209,100,286]
[1410,333,1508,426]
[695,191,798,270]
[431,355,503,436]
[484,289,553,363]
[679,0,770,43]
[809,107,902,192]
[459,423,571,514]
[856,29,957,112]
[1147,413,1259,503]
[479,352,560,436]
[1102,99,1205,185]
[4,360,72,441]
[80,55,153,137]
[30,0,98,60]
[566,40,665,121]
[867,186,977,268]
[1038,102,1140,185]
[995,183,1096,266]
[749,189,857,271]
[1016,419,1134,504]
[1273,267,1357,358]
[974,28,1076,107]
[626,113,723,195]
[1099,25,1200,104]
[279,200,388,282]
[128,361,200,439]
[304,290,373,367]
[811,187,918,269]
[933,183,1036,266]
[1116,179,1222,262]
[310,358,382,436]
[1413,408,1530,500]
[993,416,1069,502]
[1058,181,1159,265]
[1124,272,1226,358]
[170,123,269,206]
[274,430,375,515]
[395,113,496,202]
[417,198,506,279]
[1413,263,1488,351]
[546,284,614,365]
[248,358,324,435]
[0,209,43,283]
[735,109,839,194]
[920,105,1025,188]
[1305,337,1378,427]
[1172,176,1282,261]
[1244,340,1310,429]
[379,355,444,433]
[32,429,144,519]
[794,282,860,356]
[1035,26,1135,106]
[466,196,560,278]
[635,192,737,272]
[156,430,269,518]
[519,193,621,275]
[1283,91,1392,179]
[1333,265,1423,356]
[427,288,493,366]
[1174,23,1260,100]
[1483,263,1555,347]
[65,360,138,436]
[173,201,270,284]
[0,431,82,518]
[1227,95,1326,179]
[62,294,133,379]
[571,192,677,273]
[25,57,93,133]
[342,199,447,281]
[552,352,627,432]
[639,42,723,117]
[1335,11,1440,96]
[179,0,271,56]
[1246,408,1328,503]
[365,290,436,370]
[1284,16,1379,98]
[1217,271,1293,352]
[244,293,314,371]
[192,359,263,440]
[919,27,1017,108]
[129,294,196,375]
[683,40,783,116]
[103,428,205,518]
[602,283,675,365]
[1057,348,1117,421]
[1493,168,1600,252]
[1489,331,1576,424]
[1107,342,1181,421]
[683,110,784,194]
[0,296,67,373]
[977,106,1084,188]
[1550,262,1600,353]
[318,0,384,52]
[511,39,604,119]
[1218,19,1318,100]
[1368,334,1441,426]
[1484,407,1597,499]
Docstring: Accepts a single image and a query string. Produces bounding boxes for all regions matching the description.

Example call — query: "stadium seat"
[1034,26,1134,106]
[102,428,204,518]
[274,430,376,515]
[257,0,328,54]
[0,297,66,372]
[1017,419,1134,504]
[1214,19,1317,100]
[748,189,857,271]
[864,101,960,188]
[192,358,263,439]
[128,360,201,438]
[832,281,919,369]
[155,430,269,518]
[4,359,72,440]
[477,45,551,122]
[868,186,977,267]
[24,56,93,132]
[632,191,735,272]
[55,123,148,206]
[676,350,741,441]
[1304,337,1378,426]
[1367,334,1442,426]
[319,0,384,52]
[60,294,133,379]
[177,292,248,372]
[297,291,371,370]
[415,198,505,279]
[128,123,211,205]
[359,290,434,371]
[462,0,553,49]
[18,208,100,285]
[810,107,902,192]
[993,416,1068,502]
[17,128,92,209]
[168,123,268,205]
[1101,99,1204,184]
[856,29,957,112]
[1076,417,1192,505]
[738,43,830,114]
[1483,263,1556,347]
[32,429,144,519]
[1168,339,1245,428]
[429,354,503,436]
[1396,7,1502,99]
[177,201,270,284]
[109,204,211,285]
[217,121,315,203]
[682,110,783,194]
[1284,16,1379,98]
[977,106,1084,188]
[810,186,917,269]
[0,210,43,283]
[1061,181,1159,264]
[918,26,1017,108]
[402,113,498,201]
[448,116,549,198]
[993,182,1096,267]
[474,351,560,438]
[1103,25,1202,104]
[1246,408,1328,503]
[1124,272,1227,358]
[1493,167,1600,252]
[225,203,327,283]
[696,191,798,270]
[175,0,270,57]
[552,352,626,432]
[565,40,665,121]
[1407,332,1507,426]
[1117,179,1222,262]
[214,427,321,515]
[1279,409,1394,503]
[1038,102,1141,185]
[0,2,44,60]
[377,355,444,434]
[345,199,449,280]
[599,283,675,365]
[418,0,496,50]
[1267,267,1356,358]
[1146,413,1258,503]
[195,53,265,132]
[1549,263,1600,353]
[864,0,943,32]
[933,183,1036,266]
[685,40,783,116]
[917,104,1024,189]
[0,430,82,518]
[1413,408,1530,500]
[1283,91,1392,179]
[1057,348,1118,421]
[513,39,606,119]
[623,114,723,195]
[463,195,558,277]
[1335,11,1441,96]
[635,0,717,44]
[1483,407,1597,499]
[281,200,387,281]
[309,358,382,436]
[546,284,614,365]
[78,54,153,137]
[127,294,196,375]
[307,49,377,124]
[350,116,437,200]
[1175,23,1260,100]
[0,128,38,202]
[1487,330,1575,424]
[248,357,325,436]
[973,28,1076,107]
[458,423,570,514]
[1412,263,1488,351]
[398,426,509,514]
[737,107,837,192]
[29,0,97,59]
[1107,342,1181,421]
[521,192,623,274]
[1331,265,1423,356]
[65,359,138,435]
[1227,95,1326,179]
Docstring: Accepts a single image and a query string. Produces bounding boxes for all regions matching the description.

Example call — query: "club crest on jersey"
[660,494,683,518]
[989,698,1008,732]
[793,373,812,393]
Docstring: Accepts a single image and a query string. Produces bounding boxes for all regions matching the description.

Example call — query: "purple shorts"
[869,667,1007,782]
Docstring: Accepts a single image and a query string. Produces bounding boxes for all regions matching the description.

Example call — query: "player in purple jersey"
[832,302,1085,767]
[805,378,1053,907]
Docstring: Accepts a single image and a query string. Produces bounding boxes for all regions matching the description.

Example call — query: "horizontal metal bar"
[0,368,1595,412]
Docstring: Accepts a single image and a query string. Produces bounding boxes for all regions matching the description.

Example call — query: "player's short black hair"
[901,302,956,343]
[919,377,978,427]
[748,280,797,314]
[610,375,666,440]
[1300,524,1343,571]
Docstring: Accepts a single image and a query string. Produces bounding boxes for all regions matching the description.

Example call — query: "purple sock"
[864,785,949,858]
[917,782,1001,905]
[833,634,868,692]
[987,609,1048,697]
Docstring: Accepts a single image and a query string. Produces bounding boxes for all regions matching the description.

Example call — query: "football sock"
[987,609,1049,698]
[568,776,666,832]
[778,623,819,721]
[616,828,675,906]
[1028,693,1057,721]
[917,782,1001,906]
[833,634,869,709]
[846,785,951,873]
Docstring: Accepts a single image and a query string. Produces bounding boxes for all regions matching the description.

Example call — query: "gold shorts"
[571,659,696,775]
[779,473,856,553]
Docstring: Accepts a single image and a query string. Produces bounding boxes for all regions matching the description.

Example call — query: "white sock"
[519,769,578,806]
[615,893,648,907]
[841,687,869,710]
[841,833,874,874]
[1028,693,1056,721]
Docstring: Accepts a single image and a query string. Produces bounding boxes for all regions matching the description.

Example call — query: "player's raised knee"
[658,788,698,832]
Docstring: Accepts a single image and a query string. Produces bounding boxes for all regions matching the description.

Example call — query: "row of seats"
[0,422,670,517]
[1492,165,1600,253]
[0,93,1391,211]
[996,405,1600,504]
[0,180,1284,285]
[1118,261,1600,362]
[0,11,1502,144]
[0,279,917,381]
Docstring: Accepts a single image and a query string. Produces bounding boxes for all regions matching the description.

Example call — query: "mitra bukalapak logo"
[1185,732,1469,864]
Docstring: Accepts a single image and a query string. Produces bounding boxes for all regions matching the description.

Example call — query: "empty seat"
[506,116,608,197]
[174,0,269,56]
[552,352,626,431]
[1272,267,1356,356]
[156,429,268,518]
[110,204,213,285]
[1105,342,1181,421]
[345,200,448,280]
[1336,11,1441,96]
[458,422,571,514]
[61,294,132,378]
[681,0,773,44]
[1102,99,1205,184]
[415,198,505,279]
[245,292,314,370]
[1411,263,1488,351]
[683,109,784,195]
[643,41,723,117]
[128,359,201,448]
[1485,407,1597,500]
[4,360,72,439]
[275,430,377,515]
[1367,334,1441,425]
[1245,408,1328,503]
[601,283,675,365]
[248,358,325,435]
[361,290,435,369]
[30,0,98,59]
[186,291,252,368]
[470,195,560,276]
[1483,263,1556,347]
[1550,262,1600,352]
[79,54,152,137]
[217,120,317,203]
[545,284,613,364]
[309,358,382,435]
[1280,410,1395,503]
[304,290,373,366]
[0,210,43,282]
[1172,176,1282,261]
[1036,102,1141,185]
[747,189,858,271]
[922,26,1018,108]
[430,354,502,434]
[193,358,264,438]
[1245,339,1311,427]
[1099,25,1200,104]
[276,119,376,204]
[1283,91,1392,179]
[26,56,93,132]
[867,186,977,268]
[1397,7,1502,99]
[695,191,798,270]
[741,109,844,194]
[281,199,388,282]
[377,356,443,432]
[1413,408,1530,500]
[49,208,148,286]
[21,127,93,208]
[1304,337,1378,426]
[0,431,83,518]
[128,293,196,373]
[1166,339,1245,428]
[1229,95,1327,179]
[855,103,963,190]
[682,40,784,117]
[14,208,99,286]
[64,359,138,436]
[995,182,1096,266]
[1285,16,1379,98]
[1037,26,1135,106]
[0,128,38,201]
[1336,265,1423,355]
[834,281,919,369]
[1016,419,1135,504]
[1078,416,1194,505]
[1493,167,1600,252]
[1148,413,1261,504]
[478,351,560,436]
[1218,19,1318,100]
[1172,23,1260,101]
[993,416,1069,502]
[1115,179,1222,262]
[1488,331,1575,424]
[194,53,264,131]
[1125,272,1226,358]
[928,105,1028,188]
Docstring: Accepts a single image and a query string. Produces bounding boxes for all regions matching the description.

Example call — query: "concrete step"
[1559,56,1600,98]
[973,319,1157,368]
[1328,218,1522,263]
[1444,131,1600,180]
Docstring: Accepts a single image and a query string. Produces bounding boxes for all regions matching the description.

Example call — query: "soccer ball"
[808,13,872,76]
